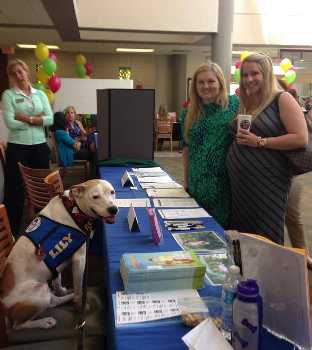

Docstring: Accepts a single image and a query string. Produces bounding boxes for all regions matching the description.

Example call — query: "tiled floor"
[155,151,312,253]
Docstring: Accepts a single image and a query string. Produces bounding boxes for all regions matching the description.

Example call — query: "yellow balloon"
[44,89,55,103]
[84,75,90,79]
[36,69,49,84]
[280,58,292,73]
[76,54,87,65]
[240,51,250,61]
[35,43,49,62]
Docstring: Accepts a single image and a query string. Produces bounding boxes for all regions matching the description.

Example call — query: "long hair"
[239,53,282,116]
[184,62,228,142]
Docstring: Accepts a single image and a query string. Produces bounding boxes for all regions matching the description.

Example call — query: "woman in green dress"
[180,62,239,227]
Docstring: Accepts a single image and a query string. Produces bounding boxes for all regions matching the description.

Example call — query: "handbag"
[285,115,312,175]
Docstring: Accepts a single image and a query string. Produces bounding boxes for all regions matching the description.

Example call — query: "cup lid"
[238,279,259,296]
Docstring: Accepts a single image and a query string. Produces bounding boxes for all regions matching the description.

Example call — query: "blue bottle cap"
[237,279,259,297]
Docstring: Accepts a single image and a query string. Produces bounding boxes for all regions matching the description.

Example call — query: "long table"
[99,165,297,350]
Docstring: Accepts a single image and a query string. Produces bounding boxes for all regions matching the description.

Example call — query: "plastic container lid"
[237,279,259,297]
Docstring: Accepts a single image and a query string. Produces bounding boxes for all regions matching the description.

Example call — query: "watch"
[257,136,267,148]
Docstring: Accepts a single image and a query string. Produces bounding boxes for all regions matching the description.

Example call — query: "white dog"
[0,179,118,330]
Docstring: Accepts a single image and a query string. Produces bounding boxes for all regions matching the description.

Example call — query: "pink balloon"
[48,75,61,93]
[84,63,93,75]
[235,61,241,69]
[49,52,57,61]
[235,87,240,96]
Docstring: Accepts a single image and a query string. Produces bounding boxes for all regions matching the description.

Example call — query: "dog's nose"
[107,205,118,215]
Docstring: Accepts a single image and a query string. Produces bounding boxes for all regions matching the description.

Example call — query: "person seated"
[157,105,169,121]
[64,106,96,152]
[52,112,81,167]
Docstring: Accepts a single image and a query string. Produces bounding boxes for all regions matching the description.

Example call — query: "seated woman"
[52,112,81,167]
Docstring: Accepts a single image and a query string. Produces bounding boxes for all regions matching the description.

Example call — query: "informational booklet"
[115,289,200,325]
[153,198,199,208]
[199,253,230,285]
[239,233,312,350]
[137,175,173,183]
[172,231,227,254]
[115,198,151,207]
[147,188,190,198]
[132,167,163,174]
[140,182,183,189]
[158,208,210,220]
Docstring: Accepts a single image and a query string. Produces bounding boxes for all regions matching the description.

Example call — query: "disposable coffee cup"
[237,114,252,132]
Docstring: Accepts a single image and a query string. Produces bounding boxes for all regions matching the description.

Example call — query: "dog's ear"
[70,185,86,199]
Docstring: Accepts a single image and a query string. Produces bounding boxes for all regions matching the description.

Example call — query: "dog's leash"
[75,235,90,350]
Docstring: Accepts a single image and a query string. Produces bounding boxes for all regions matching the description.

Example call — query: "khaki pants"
[285,178,306,249]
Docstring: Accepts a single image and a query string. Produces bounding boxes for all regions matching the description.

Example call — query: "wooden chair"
[18,162,55,221]
[49,132,90,183]
[155,119,173,152]
[44,169,64,197]
[0,204,13,348]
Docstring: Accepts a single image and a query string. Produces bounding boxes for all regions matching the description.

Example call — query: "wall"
[9,50,174,113]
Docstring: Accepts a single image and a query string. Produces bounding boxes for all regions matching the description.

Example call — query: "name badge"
[15,98,24,103]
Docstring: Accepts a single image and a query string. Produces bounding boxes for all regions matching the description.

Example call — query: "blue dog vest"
[24,215,87,278]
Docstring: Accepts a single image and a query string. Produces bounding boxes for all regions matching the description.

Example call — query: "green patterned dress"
[180,95,239,227]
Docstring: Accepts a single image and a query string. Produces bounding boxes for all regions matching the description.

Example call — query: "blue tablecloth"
[99,166,296,350]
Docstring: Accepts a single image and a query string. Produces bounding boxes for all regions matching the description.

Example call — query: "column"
[170,54,187,115]
[212,0,234,89]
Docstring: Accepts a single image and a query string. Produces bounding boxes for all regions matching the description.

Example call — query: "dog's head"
[70,179,118,224]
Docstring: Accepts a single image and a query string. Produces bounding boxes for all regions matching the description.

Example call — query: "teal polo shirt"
[2,86,53,145]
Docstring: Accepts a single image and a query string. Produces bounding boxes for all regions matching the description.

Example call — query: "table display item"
[120,251,206,293]
[232,279,262,350]
[220,265,241,340]
[147,207,163,245]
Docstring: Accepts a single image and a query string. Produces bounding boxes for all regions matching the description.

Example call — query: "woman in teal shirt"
[2,58,53,234]
[180,62,239,228]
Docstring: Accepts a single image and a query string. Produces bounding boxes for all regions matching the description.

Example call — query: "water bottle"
[220,265,241,339]
[232,279,263,350]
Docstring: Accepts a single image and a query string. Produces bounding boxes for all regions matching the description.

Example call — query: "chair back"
[0,204,14,277]
[18,162,54,219]
[156,120,172,135]
[44,169,64,197]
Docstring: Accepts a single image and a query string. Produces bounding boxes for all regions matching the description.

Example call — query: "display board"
[54,78,133,114]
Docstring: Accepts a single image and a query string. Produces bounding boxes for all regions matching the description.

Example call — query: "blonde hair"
[184,62,228,142]
[64,106,77,117]
[239,52,282,116]
[7,59,30,85]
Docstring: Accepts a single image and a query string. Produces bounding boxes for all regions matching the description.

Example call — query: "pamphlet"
[158,208,210,220]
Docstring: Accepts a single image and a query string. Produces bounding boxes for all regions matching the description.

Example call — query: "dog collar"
[60,194,95,237]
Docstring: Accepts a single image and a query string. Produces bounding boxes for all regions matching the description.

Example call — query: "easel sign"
[121,171,135,187]
[127,205,140,232]
[147,208,163,245]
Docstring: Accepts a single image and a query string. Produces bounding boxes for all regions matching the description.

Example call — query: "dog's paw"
[37,317,57,329]
[55,286,73,296]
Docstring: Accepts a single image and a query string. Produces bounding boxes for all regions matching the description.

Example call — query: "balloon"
[84,63,93,75]
[76,54,87,65]
[240,51,250,61]
[233,68,240,83]
[35,42,49,62]
[281,76,290,87]
[235,61,241,69]
[33,82,45,91]
[44,89,55,103]
[284,69,296,85]
[36,69,50,84]
[280,58,292,73]
[235,88,240,96]
[84,75,90,79]
[48,75,61,93]
[75,64,86,78]
[42,58,57,76]
[48,52,57,61]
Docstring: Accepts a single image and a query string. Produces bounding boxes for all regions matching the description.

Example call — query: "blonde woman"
[180,62,239,227]
[2,59,53,233]
[226,52,308,244]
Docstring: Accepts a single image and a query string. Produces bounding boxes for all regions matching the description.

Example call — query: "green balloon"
[285,70,296,85]
[233,68,240,83]
[33,82,45,91]
[75,64,86,78]
[42,58,57,76]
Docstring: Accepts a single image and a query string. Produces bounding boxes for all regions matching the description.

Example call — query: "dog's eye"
[93,195,100,199]
[111,190,115,195]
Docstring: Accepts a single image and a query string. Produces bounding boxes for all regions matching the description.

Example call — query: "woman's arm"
[56,131,76,148]
[236,92,308,150]
[2,91,28,130]
[76,120,87,137]
[182,147,189,191]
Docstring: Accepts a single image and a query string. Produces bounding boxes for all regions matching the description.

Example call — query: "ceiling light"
[17,44,60,49]
[116,48,154,53]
